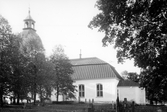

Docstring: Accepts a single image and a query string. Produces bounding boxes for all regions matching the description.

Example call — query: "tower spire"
[28,7,30,15]
[23,8,36,31]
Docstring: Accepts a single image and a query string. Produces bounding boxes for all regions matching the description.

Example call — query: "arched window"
[32,23,35,29]
[26,22,28,28]
[97,84,103,97]
[79,84,85,97]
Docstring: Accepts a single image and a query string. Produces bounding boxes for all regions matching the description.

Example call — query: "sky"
[0,0,140,74]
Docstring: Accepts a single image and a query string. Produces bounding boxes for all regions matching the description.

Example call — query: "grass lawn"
[0,103,89,112]
[35,103,89,110]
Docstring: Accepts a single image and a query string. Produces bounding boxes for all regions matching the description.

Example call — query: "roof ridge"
[70,57,98,60]
[72,63,107,66]
[70,57,107,66]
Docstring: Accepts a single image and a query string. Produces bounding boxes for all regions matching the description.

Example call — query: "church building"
[51,57,146,104]
[19,10,146,104]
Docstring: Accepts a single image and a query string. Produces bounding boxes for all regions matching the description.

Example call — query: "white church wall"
[118,87,146,104]
[137,88,146,104]
[73,78,120,103]
[118,87,136,102]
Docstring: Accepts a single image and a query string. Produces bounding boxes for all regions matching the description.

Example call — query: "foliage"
[0,15,30,104]
[121,70,139,83]
[0,15,13,106]
[22,45,53,104]
[89,0,167,103]
[0,15,54,106]
[127,72,139,83]
[120,70,128,79]
[49,45,76,101]
[8,35,31,104]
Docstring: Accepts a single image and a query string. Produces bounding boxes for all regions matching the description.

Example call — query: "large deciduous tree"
[0,15,13,106]
[8,35,30,104]
[19,31,51,104]
[0,15,54,106]
[0,16,31,105]
[25,50,52,105]
[50,45,76,102]
[89,0,167,103]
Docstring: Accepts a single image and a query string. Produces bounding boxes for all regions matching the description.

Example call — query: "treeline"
[0,15,75,107]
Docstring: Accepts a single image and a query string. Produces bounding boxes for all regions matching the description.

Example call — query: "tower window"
[32,23,34,29]
[26,22,28,28]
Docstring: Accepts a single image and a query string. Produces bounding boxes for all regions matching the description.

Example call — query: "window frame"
[79,84,85,97]
[97,83,103,97]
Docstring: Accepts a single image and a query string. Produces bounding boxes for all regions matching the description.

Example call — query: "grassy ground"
[135,105,167,112]
[35,103,89,110]
[2,103,167,112]
[0,103,89,112]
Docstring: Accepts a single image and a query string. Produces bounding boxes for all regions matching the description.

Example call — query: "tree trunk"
[56,87,59,102]
[150,99,153,105]
[155,100,158,105]
[17,94,20,104]
[34,93,36,105]
[0,92,3,107]
[56,93,59,102]
[39,85,43,103]
[0,85,4,107]
[33,83,36,105]
[33,65,37,105]
[13,96,16,104]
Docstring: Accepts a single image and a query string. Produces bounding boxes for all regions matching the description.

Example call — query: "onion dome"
[19,9,44,53]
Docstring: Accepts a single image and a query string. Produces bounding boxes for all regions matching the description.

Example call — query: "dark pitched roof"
[70,57,123,80]
[117,80,139,87]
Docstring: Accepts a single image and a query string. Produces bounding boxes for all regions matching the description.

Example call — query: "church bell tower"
[20,9,44,53]
[23,9,36,31]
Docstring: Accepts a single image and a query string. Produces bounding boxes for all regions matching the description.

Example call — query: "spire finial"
[79,49,82,59]
[28,6,30,15]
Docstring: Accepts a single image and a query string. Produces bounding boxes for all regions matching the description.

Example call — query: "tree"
[127,72,139,83]
[0,15,13,106]
[0,15,32,105]
[121,70,139,82]
[49,45,76,102]
[0,15,53,106]
[120,70,128,79]
[89,0,167,103]
[19,30,50,104]
[7,35,30,104]
[26,51,49,105]
[35,56,54,103]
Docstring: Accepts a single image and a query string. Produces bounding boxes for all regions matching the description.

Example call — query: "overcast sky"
[0,0,140,74]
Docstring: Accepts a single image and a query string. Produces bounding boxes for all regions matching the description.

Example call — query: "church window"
[97,84,103,97]
[79,84,85,97]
